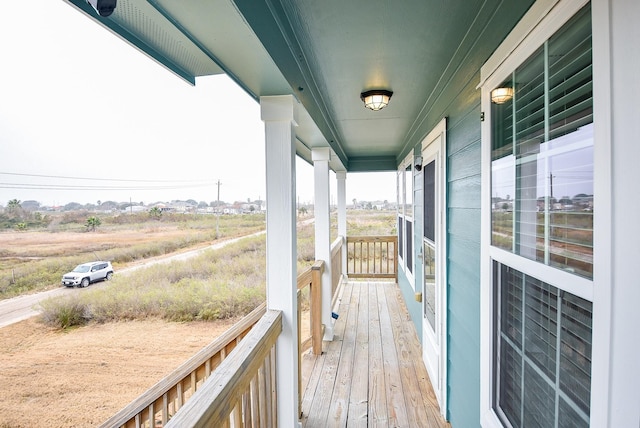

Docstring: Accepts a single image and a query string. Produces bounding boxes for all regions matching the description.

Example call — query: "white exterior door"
[421,119,447,414]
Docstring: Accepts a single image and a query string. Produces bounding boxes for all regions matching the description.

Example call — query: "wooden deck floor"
[300,280,450,428]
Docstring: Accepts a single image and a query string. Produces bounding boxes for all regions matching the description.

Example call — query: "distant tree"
[298,206,308,216]
[15,222,27,231]
[85,216,101,232]
[7,199,21,210]
[97,200,101,207]
[198,201,208,209]
[186,199,197,206]
[149,207,162,219]
[101,201,118,210]
[63,202,83,211]
[21,200,40,211]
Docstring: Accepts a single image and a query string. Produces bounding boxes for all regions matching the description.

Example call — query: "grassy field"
[0,212,267,299]
[0,209,396,427]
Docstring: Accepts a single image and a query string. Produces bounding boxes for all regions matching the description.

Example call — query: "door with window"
[421,119,446,412]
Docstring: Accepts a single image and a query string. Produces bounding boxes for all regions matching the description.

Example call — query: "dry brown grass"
[0,317,236,428]
[0,226,206,261]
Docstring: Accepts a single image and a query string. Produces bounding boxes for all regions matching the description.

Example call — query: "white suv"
[62,261,114,288]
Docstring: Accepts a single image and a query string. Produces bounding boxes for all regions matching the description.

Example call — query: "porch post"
[336,171,347,278]
[591,0,640,426]
[312,147,334,341]
[260,95,299,427]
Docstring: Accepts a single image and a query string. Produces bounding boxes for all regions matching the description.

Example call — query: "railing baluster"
[147,403,154,428]
[258,364,267,426]
[270,346,277,428]
[250,377,260,428]
[162,393,168,426]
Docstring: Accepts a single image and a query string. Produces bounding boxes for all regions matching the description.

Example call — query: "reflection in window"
[491,5,593,279]
[423,241,436,328]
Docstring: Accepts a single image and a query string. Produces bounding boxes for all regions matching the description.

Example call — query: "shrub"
[40,296,89,329]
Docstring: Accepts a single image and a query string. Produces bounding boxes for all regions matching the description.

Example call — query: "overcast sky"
[0,0,396,207]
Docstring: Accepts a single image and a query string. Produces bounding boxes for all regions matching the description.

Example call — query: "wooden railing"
[165,310,282,427]
[99,304,266,428]
[346,235,398,280]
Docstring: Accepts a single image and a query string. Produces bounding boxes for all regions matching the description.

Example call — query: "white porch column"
[591,0,640,426]
[336,171,347,278]
[260,95,299,427]
[312,147,334,341]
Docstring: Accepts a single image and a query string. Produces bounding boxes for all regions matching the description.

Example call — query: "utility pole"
[216,179,222,238]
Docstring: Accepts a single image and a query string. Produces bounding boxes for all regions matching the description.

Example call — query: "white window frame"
[398,152,415,285]
[478,1,599,427]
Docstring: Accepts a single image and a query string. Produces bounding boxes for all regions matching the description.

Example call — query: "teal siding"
[445,80,482,427]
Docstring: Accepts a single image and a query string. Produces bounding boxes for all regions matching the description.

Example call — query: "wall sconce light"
[491,87,514,104]
[360,89,393,111]
[414,156,423,171]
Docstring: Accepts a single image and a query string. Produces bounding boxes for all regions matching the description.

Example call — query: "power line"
[0,182,213,191]
[0,171,217,193]
[0,171,213,184]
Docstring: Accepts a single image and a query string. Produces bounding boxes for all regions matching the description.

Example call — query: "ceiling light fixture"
[491,87,514,104]
[360,89,393,111]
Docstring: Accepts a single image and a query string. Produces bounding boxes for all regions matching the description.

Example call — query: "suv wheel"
[80,278,90,288]
[106,272,113,281]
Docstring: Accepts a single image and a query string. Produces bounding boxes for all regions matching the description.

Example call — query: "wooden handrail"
[165,310,283,427]
[99,303,266,428]
[346,235,398,280]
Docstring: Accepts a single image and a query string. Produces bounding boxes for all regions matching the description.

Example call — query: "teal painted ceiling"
[67,0,534,172]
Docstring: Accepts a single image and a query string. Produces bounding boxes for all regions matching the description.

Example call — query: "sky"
[0,1,396,208]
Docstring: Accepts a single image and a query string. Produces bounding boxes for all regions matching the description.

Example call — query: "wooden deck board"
[368,281,388,427]
[348,282,369,428]
[376,282,409,427]
[327,282,358,426]
[301,280,449,428]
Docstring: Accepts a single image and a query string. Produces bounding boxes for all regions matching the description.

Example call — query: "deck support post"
[336,171,347,279]
[260,95,300,427]
[312,147,334,341]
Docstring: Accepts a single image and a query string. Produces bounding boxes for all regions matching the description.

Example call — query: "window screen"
[423,160,435,242]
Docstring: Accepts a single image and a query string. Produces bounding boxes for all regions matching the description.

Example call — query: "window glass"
[495,262,592,427]
[405,163,413,216]
[491,4,593,279]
